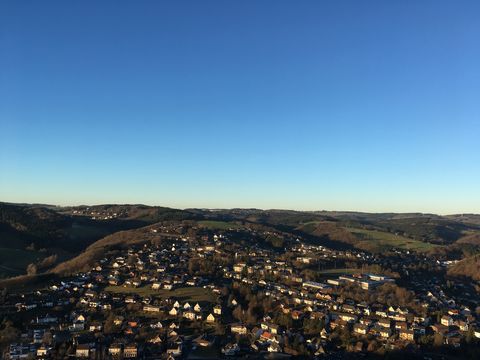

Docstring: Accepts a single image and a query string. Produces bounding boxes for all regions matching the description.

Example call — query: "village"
[2,224,480,359]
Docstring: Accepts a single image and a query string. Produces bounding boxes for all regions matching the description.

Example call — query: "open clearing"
[197,220,244,230]
[346,227,439,252]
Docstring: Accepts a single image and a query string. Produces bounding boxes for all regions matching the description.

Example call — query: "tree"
[26,263,37,275]
[103,314,117,334]
[433,333,444,347]
[232,306,246,323]
[367,340,378,352]
[42,331,53,345]
[0,321,20,346]
[214,323,225,335]
[38,254,58,270]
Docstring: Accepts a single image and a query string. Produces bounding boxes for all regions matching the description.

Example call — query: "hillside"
[198,208,480,251]
[446,214,480,226]
[60,204,194,222]
[2,202,480,279]
[456,233,480,246]
[52,225,161,275]
[0,203,197,278]
[295,221,358,246]
[448,254,480,281]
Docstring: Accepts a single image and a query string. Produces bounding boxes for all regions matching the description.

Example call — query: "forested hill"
[0,203,198,278]
[192,208,480,246]
[1,202,480,280]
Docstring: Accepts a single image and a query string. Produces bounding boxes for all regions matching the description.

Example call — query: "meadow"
[345,227,439,252]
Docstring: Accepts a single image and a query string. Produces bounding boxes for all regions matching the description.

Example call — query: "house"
[147,334,162,344]
[268,342,282,353]
[151,282,161,290]
[89,323,102,332]
[76,344,91,358]
[231,323,248,335]
[127,320,138,328]
[183,311,196,320]
[353,324,368,335]
[150,321,163,329]
[431,324,449,335]
[399,329,415,341]
[70,321,85,332]
[337,313,357,323]
[291,310,303,320]
[143,305,160,313]
[36,346,50,357]
[169,307,179,316]
[124,344,137,358]
[206,313,216,322]
[194,303,202,312]
[360,318,373,326]
[166,339,182,357]
[125,296,136,304]
[456,320,469,332]
[343,304,356,314]
[261,323,280,335]
[378,319,391,328]
[260,331,274,342]
[213,305,222,315]
[441,315,453,327]
[233,263,246,273]
[379,327,392,339]
[109,343,122,356]
[113,316,124,326]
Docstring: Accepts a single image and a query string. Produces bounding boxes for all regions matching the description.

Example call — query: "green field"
[346,227,439,252]
[105,286,216,303]
[197,220,243,230]
[0,248,47,278]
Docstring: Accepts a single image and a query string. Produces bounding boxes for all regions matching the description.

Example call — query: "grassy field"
[105,286,216,303]
[197,220,243,230]
[0,248,47,278]
[346,227,439,252]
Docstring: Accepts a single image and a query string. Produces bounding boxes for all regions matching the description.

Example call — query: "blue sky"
[1,1,479,213]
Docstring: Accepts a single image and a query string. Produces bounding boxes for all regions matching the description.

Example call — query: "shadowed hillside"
[2,202,480,279]
[52,226,160,275]
[0,203,198,278]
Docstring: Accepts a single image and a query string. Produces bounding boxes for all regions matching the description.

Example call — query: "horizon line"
[1,200,478,217]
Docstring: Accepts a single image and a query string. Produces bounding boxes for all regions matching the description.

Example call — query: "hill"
[2,202,480,279]
[0,203,198,278]
[456,233,480,246]
[194,208,479,251]
[52,225,161,275]
[448,254,480,281]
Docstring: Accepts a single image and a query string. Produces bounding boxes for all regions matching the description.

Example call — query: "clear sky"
[1,1,479,214]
